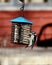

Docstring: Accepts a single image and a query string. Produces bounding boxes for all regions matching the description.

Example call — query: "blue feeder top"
[10,17,32,24]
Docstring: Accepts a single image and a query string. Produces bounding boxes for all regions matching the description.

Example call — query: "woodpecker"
[31,32,37,49]
[26,32,37,49]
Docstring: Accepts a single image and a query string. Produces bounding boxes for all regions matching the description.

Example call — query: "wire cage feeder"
[10,0,37,48]
[10,17,32,44]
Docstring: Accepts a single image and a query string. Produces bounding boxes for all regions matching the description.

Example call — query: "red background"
[0,10,52,47]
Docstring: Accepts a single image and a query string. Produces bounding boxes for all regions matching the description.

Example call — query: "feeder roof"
[10,17,32,24]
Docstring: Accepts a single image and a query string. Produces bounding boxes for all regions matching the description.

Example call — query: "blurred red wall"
[0,11,52,47]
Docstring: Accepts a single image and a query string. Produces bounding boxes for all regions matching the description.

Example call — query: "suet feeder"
[10,0,33,45]
[10,0,37,48]
[10,17,32,44]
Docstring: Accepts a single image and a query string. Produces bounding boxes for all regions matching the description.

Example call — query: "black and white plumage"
[26,32,37,49]
[31,32,37,48]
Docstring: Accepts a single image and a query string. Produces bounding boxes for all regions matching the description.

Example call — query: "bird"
[31,32,37,49]
[26,32,37,49]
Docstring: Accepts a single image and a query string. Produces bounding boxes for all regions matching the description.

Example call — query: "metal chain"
[20,2,25,16]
